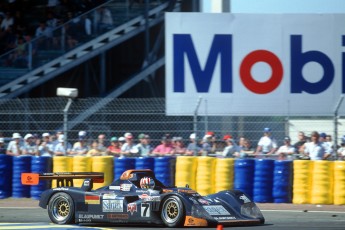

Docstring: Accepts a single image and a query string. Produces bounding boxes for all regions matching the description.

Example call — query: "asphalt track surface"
[1,199,345,230]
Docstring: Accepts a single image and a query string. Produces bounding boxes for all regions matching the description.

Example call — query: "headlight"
[241,202,264,220]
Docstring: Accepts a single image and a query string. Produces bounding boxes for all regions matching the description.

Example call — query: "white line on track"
[262,210,345,214]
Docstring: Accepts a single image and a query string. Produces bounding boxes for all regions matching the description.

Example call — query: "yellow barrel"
[52,156,73,188]
[196,157,216,195]
[73,156,92,187]
[310,161,333,204]
[214,158,234,193]
[92,156,114,189]
[292,160,311,204]
[333,161,345,205]
[175,156,197,190]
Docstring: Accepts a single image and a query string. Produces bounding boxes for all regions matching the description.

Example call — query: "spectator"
[118,136,126,149]
[107,136,121,157]
[170,137,186,155]
[97,133,108,153]
[0,12,14,31]
[21,133,39,156]
[121,132,138,156]
[135,133,153,157]
[293,131,307,155]
[96,6,113,33]
[221,134,240,158]
[255,127,277,156]
[73,130,88,148]
[35,20,53,49]
[0,137,6,154]
[7,36,28,67]
[337,135,345,160]
[276,136,296,160]
[239,137,254,157]
[6,133,23,156]
[54,134,72,156]
[87,140,104,156]
[38,132,54,157]
[152,134,173,156]
[201,133,213,156]
[70,135,89,156]
[319,132,334,159]
[52,130,63,151]
[185,133,201,156]
[303,131,330,160]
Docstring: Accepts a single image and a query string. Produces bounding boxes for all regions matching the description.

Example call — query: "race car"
[21,169,265,227]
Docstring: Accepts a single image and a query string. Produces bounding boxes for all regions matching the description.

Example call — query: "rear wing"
[21,172,104,187]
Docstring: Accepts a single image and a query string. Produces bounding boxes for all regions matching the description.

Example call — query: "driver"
[140,177,155,189]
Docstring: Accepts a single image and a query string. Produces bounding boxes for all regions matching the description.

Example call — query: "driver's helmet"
[140,177,155,189]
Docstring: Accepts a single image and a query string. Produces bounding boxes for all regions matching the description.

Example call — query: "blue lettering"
[290,35,334,94]
[173,34,232,92]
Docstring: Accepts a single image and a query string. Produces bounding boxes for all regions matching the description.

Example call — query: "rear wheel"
[161,195,185,227]
[48,192,75,224]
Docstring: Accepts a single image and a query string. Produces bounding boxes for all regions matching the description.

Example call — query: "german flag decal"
[85,195,100,205]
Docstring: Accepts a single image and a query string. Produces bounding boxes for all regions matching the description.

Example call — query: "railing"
[0,0,169,85]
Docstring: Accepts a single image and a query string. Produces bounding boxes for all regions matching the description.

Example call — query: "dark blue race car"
[22,169,264,227]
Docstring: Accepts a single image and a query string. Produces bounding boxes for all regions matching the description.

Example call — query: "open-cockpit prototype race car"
[21,169,265,227]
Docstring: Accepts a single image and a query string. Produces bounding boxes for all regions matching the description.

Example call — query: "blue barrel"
[253,159,274,203]
[113,157,135,180]
[234,159,255,198]
[273,160,293,203]
[135,157,154,171]
[30,156,53,199]
[12,156,32,198]
[0,155,13,198]
[154,157,173,187]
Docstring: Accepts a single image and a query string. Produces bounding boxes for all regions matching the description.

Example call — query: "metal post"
[193,97,202,156]
[63,98,73,155]
[334,95,344,157]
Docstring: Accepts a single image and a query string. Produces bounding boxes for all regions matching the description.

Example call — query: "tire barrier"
[73,156,92,187]
[293,160,311,204]
[135,157,155,171]
[52,156,73,188]
[12,156,32,198]
[234,159,255,198]
[30,156,52,199]
[196,157,216,196]
[253,159,274,203]
[113,157,135,180]
[0,155,12,199]
[175,156,197,190]
[154,157,174,187]
[92,156,113,189]
[334,161,345,205]
[310,161,333,204]
[273,160,292,203]
[214,158,234,193]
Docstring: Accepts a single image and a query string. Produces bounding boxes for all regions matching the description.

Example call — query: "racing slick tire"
[48,192,75,224]
[161,195,185,227]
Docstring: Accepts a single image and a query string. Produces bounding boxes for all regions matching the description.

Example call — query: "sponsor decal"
[189,197,199,204]
[103,193,117,199]
[184,216,208,226]
[162,189,173,193]
[120,183,132,191]
[109,186,120,190]
[239,194,251,203]
[178,189,197,194]
[78,214,104,219]
[85,195,100,205]
[127,203,137,215]
[203,205,230,216]
[102,199,123,212]
[78,219,92,223]
[214,216,236,220]
[53,187,69,191]
[198,198,210,205]
[107,213,129,219]
[139,195,160,202]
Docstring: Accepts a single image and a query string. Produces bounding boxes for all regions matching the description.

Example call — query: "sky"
[202,0,345,13]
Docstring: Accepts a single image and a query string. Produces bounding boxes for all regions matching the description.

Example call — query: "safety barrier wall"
[1,155,345,205]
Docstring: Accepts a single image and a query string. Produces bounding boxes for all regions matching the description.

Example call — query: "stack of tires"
[154,157,174,187]
[334,161,345,205]
[253,159,274,203]
[234,159,255,198]
[113,157,135,180]
[73,156,92,187]
[310,161,333,204]
[92,156,113,189]
[293,160,311,204]
[30,156,52,199]
[52,156,73,188]
[175,156,197,190]
[196,157,216,195]
[214,158,234,193]
[12,156,32,198]
[0,155,12,198]
[273,160,292,203]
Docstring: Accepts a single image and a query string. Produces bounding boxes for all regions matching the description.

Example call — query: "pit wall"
[0,155,344,205]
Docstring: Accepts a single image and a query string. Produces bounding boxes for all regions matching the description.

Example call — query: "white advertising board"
[165,13,345,116]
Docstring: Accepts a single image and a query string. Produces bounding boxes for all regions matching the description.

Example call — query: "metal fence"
[0,97,339,149]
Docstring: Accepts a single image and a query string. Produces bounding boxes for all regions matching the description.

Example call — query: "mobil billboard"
[165,13,345,116]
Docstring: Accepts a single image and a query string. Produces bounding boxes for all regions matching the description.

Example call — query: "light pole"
[56,87,78,155]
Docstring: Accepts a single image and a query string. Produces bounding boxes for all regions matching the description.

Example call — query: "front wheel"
[160,195,185,227]
[48,192,75,224]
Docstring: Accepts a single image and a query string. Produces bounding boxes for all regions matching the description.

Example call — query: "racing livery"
[21,169,265,227]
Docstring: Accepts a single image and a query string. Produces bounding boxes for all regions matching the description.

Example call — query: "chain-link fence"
[0,97,340,149]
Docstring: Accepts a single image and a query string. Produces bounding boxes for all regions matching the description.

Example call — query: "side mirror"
[81,178,93,191]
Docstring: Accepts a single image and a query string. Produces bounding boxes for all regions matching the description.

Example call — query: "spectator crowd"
[0,128,344,161]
